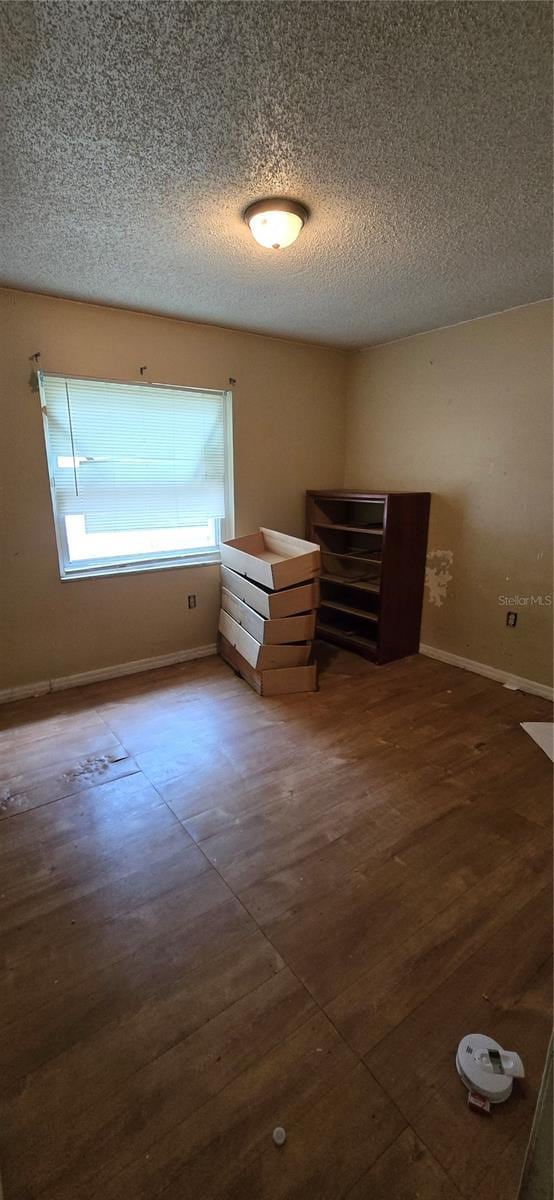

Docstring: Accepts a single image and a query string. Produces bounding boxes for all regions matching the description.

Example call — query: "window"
[38,373,234,579]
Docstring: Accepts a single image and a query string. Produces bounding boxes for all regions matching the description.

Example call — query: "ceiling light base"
[244,198,308,250]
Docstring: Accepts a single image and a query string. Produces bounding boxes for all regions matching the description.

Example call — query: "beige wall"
[0,288,346,689]
[345,301,553,686]
[2,289,552,692]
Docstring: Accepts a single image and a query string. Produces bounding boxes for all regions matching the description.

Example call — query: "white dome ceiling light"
[244,198,308,250]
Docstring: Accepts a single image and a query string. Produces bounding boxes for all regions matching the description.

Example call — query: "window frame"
[39,373,234,581]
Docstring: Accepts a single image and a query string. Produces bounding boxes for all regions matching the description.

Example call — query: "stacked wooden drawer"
[218,527,321,695]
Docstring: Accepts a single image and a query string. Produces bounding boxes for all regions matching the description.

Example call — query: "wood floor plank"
[1,790,178,882]
[99,1010,357,1200]
[345,1126,462,1199]
[135,737,239,791]
[196,755,450,896]
[238,774,469,927]
[0,686,116,735]
[327,835,551,1055]
[0,749,140,818]
[470,1119,534,1200]
[179,753,347,843]
[0,701,136,815]
[2,939,292,1199]
[393,696,549,777]
[0,888,255,1087]
[353,672,494,751]
[0,860,227,1023]
[453,729,553,827]
[252,799,546,1009]
[0,704,106,750]
[104,694,277,758]
[30,971,319,1200]
[0,724,124,790]
[0,784,193,929]
[0,770,165,858]
[223,1062,405,1200]
[194,746,448,856]
[487,750,553,829]
[9,929,281,1121]
[1,838,205,968]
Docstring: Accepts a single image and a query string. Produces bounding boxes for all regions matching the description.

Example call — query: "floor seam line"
[359,882,553,1061]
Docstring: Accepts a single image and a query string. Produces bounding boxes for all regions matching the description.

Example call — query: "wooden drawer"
[219,635,318,696]
[221,587,316,645]
[220,527,320,590]
[221,565,320,619]
[218,610,310,670]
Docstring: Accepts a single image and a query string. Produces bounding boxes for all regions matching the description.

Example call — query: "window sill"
[59,554,222,582]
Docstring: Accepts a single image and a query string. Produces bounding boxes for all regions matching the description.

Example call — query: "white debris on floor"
[521,723,554,763]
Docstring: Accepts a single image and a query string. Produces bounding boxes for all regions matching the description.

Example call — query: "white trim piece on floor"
[521,723,554,762]
[419,643,554,702]
[0,644,218,705]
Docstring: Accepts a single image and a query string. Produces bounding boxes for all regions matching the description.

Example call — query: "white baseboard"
[419,643,553,702]
[4,640,551,706]
[0,644,218,705]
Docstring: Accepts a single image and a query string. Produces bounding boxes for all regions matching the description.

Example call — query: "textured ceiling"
[0,0,551,347]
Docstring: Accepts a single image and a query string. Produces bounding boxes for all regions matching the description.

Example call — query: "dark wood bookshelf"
[306,489,431,664]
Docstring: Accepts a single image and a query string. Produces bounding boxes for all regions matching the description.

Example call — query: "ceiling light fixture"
[244,198,308,250]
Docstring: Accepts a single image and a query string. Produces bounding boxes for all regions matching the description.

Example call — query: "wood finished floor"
[0,646,552,1200]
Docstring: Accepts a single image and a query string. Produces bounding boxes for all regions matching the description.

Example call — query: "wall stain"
[425,549,453,607]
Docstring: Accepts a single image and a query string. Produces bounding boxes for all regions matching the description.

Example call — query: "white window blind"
[39,373,233,578]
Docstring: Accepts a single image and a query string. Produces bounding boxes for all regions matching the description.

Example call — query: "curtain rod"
[36,368,234,395]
